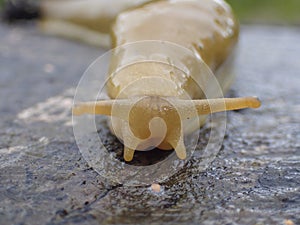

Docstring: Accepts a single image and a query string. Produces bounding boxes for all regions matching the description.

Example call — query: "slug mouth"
[73,96,261,161]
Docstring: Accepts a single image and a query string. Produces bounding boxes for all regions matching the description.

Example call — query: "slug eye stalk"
[73,96,261,161]
[72,97,261,117]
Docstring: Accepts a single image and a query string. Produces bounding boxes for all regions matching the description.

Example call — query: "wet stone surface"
[0,23,299,225]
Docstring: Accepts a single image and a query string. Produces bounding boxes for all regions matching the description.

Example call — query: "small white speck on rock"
[150,183,162,193]
[44,63,55,74]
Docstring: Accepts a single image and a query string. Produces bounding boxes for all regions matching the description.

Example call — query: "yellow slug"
[68,0,261,161]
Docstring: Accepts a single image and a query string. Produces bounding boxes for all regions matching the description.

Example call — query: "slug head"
[111,96,188,161]
[73,96,261,161]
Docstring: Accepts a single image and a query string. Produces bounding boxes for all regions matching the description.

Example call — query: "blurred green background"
[226,0,300,25]
[0,0,300,25]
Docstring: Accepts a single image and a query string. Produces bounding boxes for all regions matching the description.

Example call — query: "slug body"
[105,0,239,160]
[111,0,238,74]
[68,0,261,161]
[38,0,154,47]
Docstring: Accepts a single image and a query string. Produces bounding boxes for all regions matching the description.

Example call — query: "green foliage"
[226,0,300,24]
